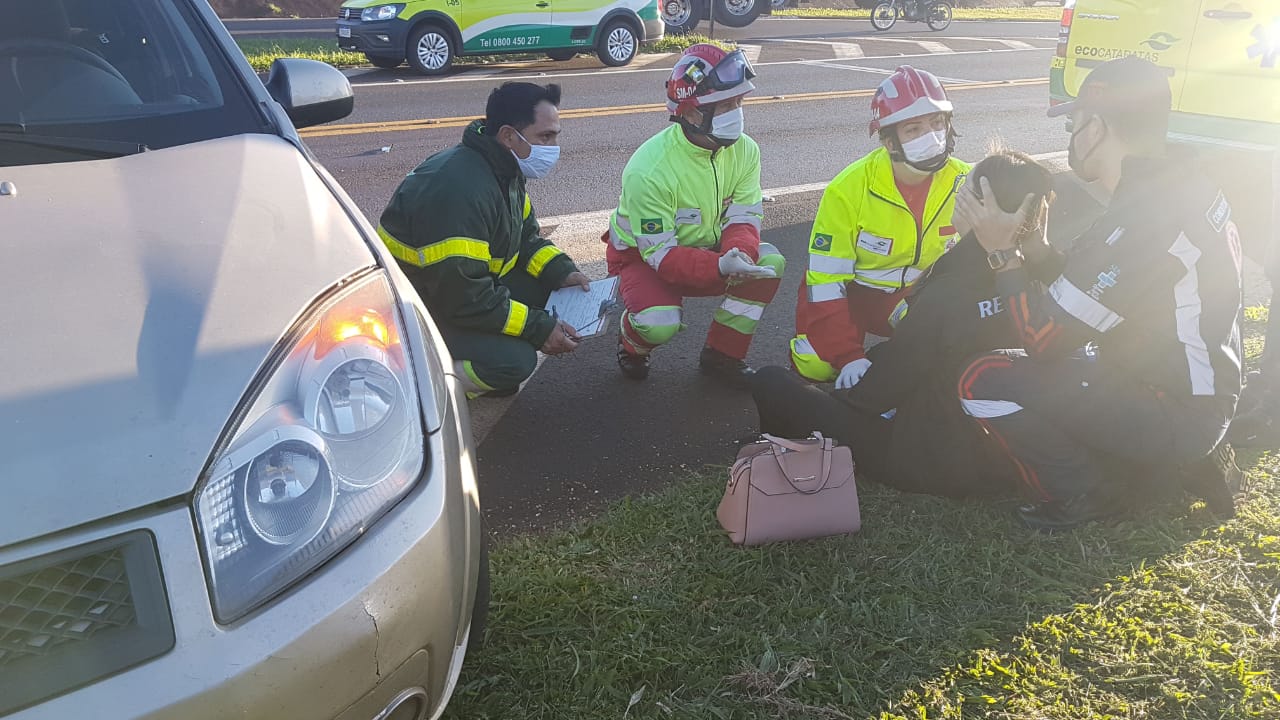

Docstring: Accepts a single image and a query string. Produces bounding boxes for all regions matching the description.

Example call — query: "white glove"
[718,248,778,279]
[835,358,872,390]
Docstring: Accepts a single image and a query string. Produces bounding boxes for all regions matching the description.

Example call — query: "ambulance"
[1050,0,1280,264]
[337,0,664,74]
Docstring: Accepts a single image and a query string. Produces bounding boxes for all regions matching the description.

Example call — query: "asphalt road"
[223,15,1058,39]
[294,23,1089,533]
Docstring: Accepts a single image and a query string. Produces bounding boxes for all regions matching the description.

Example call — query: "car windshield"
[0,0,268,167]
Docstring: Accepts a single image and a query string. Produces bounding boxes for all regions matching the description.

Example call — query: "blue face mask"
[513,130,561,180]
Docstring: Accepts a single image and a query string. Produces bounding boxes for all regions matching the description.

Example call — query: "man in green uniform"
[379,82,589,396]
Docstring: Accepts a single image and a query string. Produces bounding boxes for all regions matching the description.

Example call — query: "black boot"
[1227,371,1279,447]
[699,346,754,390]
[1017,492,1121,532]
[617,341,650,381]
[1180,442,1243,517]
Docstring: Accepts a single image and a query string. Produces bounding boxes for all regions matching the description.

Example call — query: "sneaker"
[617,342,650,381]
[699,346,754,390]
[1180,442,1243,517]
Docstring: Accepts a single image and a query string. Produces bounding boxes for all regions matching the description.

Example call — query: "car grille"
[0,548,135,667]
[338,7,359,20]
[0,532,173,715]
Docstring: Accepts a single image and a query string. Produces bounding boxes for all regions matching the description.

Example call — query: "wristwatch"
[986,246,1023,270]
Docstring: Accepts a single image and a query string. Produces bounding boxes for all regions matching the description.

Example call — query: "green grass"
[237,38,367,71]
[445,315,1280,719]
[774,6,1062,21]
[236,34,728,73]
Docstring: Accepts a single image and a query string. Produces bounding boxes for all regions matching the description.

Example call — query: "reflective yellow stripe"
[502,301,529,337]
[493,253,520,277]
[378,225,491,268]
[523,194,532,220]
[526,246,563,278]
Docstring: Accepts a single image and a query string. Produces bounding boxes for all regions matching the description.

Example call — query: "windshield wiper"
[0,124,148,158]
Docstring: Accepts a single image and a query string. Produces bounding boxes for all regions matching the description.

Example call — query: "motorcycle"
[870,0,953,32]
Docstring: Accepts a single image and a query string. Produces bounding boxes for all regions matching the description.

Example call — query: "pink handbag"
[717,433,860,546]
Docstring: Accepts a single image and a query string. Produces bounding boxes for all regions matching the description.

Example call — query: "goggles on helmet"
[684,48,756,93]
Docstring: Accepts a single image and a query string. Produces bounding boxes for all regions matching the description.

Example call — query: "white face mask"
[513,130,561,179]
[709,107,744,144]
[901,129,948,164]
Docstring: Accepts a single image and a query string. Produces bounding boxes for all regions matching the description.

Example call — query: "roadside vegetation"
[444,311,1280,719]
[236,35,732,73]
[773,6,1061,21]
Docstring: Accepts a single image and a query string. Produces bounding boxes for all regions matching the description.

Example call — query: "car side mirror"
[264,58,354,129]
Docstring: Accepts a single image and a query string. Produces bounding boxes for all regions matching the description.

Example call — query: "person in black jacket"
[957,57,1244,530]
[750,151,1054,497]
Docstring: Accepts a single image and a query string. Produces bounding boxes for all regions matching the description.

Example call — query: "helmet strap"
[672,101,728,147]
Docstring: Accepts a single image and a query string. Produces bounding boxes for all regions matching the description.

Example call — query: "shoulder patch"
[640,218,665,234]
[1206,190,1232,234]
[811,233,833,251]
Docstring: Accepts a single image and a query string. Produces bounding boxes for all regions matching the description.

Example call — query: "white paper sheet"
[545,277,621,339]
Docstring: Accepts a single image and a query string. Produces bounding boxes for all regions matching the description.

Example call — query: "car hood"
[0,134,374,548]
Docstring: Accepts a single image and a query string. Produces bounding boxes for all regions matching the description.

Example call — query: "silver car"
[0,1,486,719]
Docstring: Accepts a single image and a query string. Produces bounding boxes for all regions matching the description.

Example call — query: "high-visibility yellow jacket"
[796,147,970,371]
[608,125,765,288]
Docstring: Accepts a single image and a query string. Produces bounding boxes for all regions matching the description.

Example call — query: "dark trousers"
[439,268,550,393]
[749,366,895,480]
[958,349,1230,503]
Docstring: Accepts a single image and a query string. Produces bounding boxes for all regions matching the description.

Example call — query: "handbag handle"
[760,432,832,453]
[768,439,833,495]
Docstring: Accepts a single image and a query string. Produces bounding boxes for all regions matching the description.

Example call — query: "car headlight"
[194,271,425,623]
[361,4,403,21]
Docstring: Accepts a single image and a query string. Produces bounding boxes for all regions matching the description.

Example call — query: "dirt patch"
[211,0,341,19]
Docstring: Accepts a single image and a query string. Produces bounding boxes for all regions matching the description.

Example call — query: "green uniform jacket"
[378,120,578,348]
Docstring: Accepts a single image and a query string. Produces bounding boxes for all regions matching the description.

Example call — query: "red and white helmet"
[666,44,756,115]
[868,65,953,136]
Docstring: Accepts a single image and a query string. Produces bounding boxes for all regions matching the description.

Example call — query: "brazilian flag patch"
[640,218,665,234]
[811,233,833,251]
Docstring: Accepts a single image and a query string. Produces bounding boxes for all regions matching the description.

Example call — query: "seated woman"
[751,150,1055,497]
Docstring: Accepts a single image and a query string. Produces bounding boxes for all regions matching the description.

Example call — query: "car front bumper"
[337,18,409,59]
[7,374,481,720]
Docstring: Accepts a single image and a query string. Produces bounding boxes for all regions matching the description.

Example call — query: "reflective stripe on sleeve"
[809,254,856,276]
[378,225,491,268]
[854,266,923,286]
[1048,275,1124,332]
[526,246,564,278]
[638,230,678,271]
[643,242,676,271]
[502,301,530,337]
[723,202,764,231]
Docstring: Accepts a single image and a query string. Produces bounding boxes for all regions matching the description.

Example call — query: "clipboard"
[546,277,621,339]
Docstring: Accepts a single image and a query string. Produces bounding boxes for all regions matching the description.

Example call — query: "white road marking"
[349,46,1051,88]
[765,38,864,59]
[800,60,981,85]
[942,35,1056,42]
[740,43,763,65]
[914,40,952,54]
[604,52,675,70]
